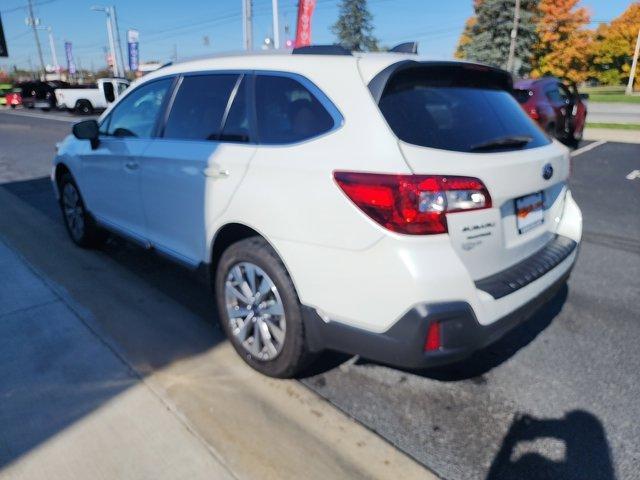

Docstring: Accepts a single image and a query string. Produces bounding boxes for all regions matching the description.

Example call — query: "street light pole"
[626,26,640,96]
[506,0,521,74]
[92,5,119,77]
[272,0,280,49]
[45,27,59,72]
[243,0,253,51]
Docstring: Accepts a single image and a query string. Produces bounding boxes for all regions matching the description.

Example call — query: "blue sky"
[0,0,633,71]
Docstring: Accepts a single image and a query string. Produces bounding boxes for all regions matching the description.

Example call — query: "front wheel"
[58,173,105,248]
[214,237,314,378]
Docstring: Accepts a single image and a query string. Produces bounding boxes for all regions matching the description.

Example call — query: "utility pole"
[243,0,253,51]
[506,0,521,74]
[626,26,640,95]
[271,0,280,49]
[112,6,126,75]
[26,0,46,78]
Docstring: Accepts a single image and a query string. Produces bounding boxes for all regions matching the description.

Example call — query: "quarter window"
[255,75,335,144]
[163,74,239,141]
[106,78,172,138]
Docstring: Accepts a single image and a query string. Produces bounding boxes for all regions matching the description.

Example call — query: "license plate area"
[515,192,544,234]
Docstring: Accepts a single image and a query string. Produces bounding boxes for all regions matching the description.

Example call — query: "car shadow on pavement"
[486,410,616,480]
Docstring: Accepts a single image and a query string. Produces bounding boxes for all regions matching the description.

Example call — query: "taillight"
[333,172,491,235]
[424,321,441,352]
[528,107,540,121]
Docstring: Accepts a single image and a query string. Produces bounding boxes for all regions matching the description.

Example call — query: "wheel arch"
[208,222,298,295]
[53,162,72,200]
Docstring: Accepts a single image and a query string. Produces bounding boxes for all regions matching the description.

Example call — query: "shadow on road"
[487,410,616,480]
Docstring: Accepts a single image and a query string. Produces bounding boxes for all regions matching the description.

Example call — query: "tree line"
[456,0,640,86]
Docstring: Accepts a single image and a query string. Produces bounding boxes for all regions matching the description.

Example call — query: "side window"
[104,82,115,103]
[117,82,129,95]
[107,78,172,138]
[545,87,562,104]
[559,84,571,103]
[254,75,335,144]
[220,76,251,143]
[163,74,239,141]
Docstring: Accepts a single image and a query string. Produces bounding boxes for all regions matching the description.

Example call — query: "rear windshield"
[512,88,533,104]
[378,66,549,153]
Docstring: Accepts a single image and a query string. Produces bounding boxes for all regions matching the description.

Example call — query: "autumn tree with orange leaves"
[531,0,592,82]
[589,3,640,87]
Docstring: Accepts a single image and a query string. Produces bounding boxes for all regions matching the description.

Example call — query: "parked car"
[0,82,12,106]
[5,88,22,108]
[513,77,588,147]
[52,50,582,378]
[55,78,129,115]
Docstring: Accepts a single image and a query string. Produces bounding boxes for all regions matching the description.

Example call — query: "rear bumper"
[303,247,575,369]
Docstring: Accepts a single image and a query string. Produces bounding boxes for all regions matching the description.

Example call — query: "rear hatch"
[374,62,569,280]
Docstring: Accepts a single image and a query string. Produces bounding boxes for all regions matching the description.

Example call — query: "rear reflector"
[334,172,491,235]
[424,321,441,352]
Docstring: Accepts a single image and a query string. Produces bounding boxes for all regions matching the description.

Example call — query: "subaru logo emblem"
[542,163,554,180]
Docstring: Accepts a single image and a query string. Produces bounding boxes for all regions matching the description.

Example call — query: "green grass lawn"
[582,85,640,103]
[587,94,640,104]
[586,122,640,130]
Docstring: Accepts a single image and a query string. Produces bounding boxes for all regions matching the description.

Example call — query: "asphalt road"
[587,102,640,124]
[1,109,639,480]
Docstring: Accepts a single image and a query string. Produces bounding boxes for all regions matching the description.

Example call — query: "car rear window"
[378,65,550,153]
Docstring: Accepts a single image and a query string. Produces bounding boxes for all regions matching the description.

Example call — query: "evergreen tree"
[461,0,539,76]
[332,0,379,51]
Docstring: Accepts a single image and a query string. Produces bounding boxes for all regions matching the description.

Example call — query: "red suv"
[514,77,588,147]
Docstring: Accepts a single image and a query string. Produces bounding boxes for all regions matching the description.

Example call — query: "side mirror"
[72,120,100,149]
[579,93,589,100]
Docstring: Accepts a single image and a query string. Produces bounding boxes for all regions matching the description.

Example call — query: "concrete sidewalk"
[584,127,640,144]
[0,239,236,480]
[0,186,433,480]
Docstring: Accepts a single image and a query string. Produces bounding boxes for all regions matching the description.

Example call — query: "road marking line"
[0,109,81,123]
[626,169,640,180]
[571,139,607,157]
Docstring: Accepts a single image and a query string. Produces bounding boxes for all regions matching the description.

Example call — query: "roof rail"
[389,42,419,54]
[292,45,352,56]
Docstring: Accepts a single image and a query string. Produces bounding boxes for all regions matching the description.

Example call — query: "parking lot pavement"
[1,111,639,479]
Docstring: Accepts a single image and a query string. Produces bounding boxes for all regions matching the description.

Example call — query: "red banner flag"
[295,0,317,48]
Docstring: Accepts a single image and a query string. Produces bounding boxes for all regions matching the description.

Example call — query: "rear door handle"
[125,161,139,171]
[203,166,230,178]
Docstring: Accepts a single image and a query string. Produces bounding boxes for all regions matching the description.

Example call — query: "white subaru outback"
[52,46,582,378]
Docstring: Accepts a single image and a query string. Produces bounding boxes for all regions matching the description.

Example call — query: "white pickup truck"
[55,78,130,115]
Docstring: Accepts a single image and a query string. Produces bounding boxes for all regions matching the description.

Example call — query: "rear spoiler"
[368,61,514,104]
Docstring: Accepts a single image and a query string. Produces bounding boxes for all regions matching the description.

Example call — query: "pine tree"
[461,0,539,76]
[531,0,591,82]
[332,0,379,51]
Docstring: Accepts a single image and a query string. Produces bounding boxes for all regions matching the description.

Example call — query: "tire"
[545,122,556,139]
[214,237,314,378]
[75,100,93,115]
[58,172,106,248]
[10,105,16,109]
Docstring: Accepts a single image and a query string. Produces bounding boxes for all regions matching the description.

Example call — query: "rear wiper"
[470,135,533,152]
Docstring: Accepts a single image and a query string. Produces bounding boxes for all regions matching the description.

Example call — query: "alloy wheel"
[224,262,286,361]
[62,183,85,241]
